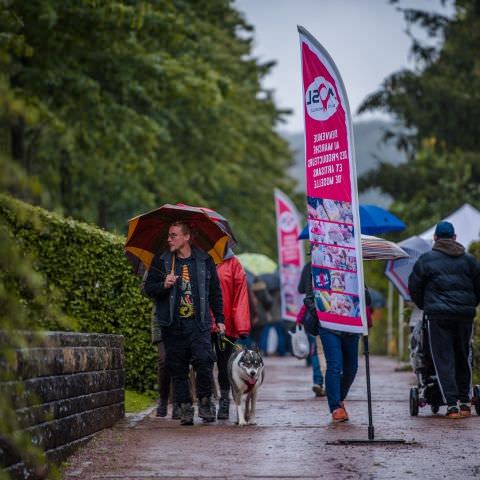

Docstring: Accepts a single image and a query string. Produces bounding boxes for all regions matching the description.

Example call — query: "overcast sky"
[234,0,451,133]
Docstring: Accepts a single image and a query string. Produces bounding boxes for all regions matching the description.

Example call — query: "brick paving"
[62,354,480,479]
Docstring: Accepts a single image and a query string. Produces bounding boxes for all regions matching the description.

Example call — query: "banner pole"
[327,332,410,445]
[363,335,375,440]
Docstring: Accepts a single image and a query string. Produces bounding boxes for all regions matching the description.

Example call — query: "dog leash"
[218,333,243,352]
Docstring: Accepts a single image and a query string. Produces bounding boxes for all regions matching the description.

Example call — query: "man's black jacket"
[144,246,224,331]
[408,238,480,321]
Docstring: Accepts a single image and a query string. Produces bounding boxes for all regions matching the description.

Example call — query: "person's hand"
[164,273,178,289]
[217,323,226,335]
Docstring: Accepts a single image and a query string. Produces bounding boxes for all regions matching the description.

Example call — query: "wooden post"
[387,281,393,355]
[398,294,404,359]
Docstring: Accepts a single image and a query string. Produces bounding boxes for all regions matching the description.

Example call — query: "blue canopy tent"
[359,204,406,235]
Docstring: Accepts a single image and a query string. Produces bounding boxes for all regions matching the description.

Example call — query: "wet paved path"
[63,355,480,479]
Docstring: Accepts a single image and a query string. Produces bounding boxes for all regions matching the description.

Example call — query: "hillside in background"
[283,118,406,207]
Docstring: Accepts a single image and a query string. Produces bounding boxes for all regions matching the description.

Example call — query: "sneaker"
[217,396,230,420]
[180,403,194,425]
[445,405,461,419]
[172,403,181,420]
[198,397,215,422]
[332,407,348,423]
[339,401,349,420]
[312,384,326,397]
[459,403,471,417]
[156,399,168,417]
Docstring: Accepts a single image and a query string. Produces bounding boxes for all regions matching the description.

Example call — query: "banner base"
[326,439,413,445]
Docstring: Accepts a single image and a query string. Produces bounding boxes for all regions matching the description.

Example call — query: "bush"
[0,194,156,392]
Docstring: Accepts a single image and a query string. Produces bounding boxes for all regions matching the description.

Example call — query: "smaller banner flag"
[274,188,305,321]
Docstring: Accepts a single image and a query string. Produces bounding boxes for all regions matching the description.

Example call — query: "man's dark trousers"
[156,340,170,401]
[163,319,214,404]
[213,333,234,393]
[427,318,473,405]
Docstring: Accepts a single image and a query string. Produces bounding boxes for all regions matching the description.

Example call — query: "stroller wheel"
[473,385,480,416]
[410,387,419,416]
[430,404,439,414]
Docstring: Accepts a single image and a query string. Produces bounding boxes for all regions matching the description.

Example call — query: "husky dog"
[227,348,264,426]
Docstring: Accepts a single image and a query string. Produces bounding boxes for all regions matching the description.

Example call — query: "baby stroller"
[409,316,480,416]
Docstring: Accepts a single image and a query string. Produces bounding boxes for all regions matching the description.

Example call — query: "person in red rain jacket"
[211,248,251,419]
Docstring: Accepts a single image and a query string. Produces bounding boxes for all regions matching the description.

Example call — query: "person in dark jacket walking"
[145,221,225,425]
[408,221,480,418]
[298,261,325,397]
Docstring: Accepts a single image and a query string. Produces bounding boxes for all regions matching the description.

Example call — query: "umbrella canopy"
[359,204,406,235]
[237,253,277,276]
[258,271,280,291]
[175,203,237,246]
[298,204,406,239]
[125,203,229,274]
[361,234,409,261]
[384,235,432,300]
[298,227,408,261]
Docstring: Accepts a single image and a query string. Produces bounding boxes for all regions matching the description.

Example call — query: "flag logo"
[305,76,339,121]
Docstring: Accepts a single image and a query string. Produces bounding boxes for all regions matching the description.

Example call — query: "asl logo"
[305,76,339,121]
[279,211,297,233]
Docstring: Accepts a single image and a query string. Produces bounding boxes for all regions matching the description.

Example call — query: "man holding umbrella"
[145,220,225,425]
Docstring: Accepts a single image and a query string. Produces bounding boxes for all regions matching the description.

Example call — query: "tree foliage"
[1,0,296,257]
[358,0,480,232]
[0,95,64,480]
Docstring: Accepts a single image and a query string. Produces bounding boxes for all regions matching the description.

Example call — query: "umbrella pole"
[326,334,410,445]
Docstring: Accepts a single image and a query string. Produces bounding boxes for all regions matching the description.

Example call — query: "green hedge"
[0,194,156,392]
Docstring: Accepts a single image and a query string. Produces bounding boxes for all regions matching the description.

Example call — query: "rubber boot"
[156,398,168,417]
[172,402,181,419]
[217,390,230,419]
[180,402,194,425]
[198,396,215,422]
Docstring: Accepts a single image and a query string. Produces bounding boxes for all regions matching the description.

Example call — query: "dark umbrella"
[125,203,229,274]
[258,271,280,292]
[175,203,237,246]
[243,268,256,286]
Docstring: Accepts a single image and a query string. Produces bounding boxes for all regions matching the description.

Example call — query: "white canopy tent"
[385,203,480,357]
[419,203,480,248]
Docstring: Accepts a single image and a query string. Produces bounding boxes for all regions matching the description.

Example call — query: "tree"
[2,0,297,257]
[358,0,480,230]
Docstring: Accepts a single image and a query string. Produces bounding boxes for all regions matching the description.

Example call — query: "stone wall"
[1,332,124,477]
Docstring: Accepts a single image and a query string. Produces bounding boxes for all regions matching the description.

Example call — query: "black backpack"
[301,307,319,336]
